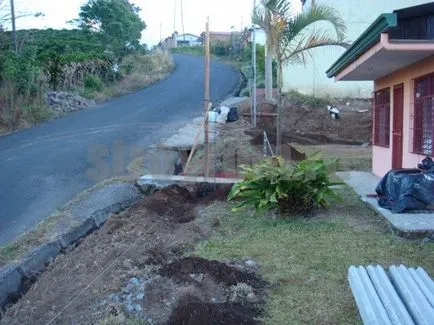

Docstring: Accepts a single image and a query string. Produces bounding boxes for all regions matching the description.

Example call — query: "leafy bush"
[211,40,230,56]
[228,155,341,215]
[84,74,104,91]
[285,90,330,109]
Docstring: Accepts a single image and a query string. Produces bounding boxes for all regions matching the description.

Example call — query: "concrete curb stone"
[91,203,122,227]
[58,217,97,249]
[0,263,23,309]
[20,241,62,278]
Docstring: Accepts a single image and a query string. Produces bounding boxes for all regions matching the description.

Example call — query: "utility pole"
[180,0,185,41]
[10,0,17,52]
[159,22,162,43]
[173,0,177,32]
[252,0,257,127]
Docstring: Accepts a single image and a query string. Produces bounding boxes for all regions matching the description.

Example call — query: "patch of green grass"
[195,191,433,325]
[337,156,372,171]
[170,46,204,56]
[80,51,175,102]
[0,213,63,266]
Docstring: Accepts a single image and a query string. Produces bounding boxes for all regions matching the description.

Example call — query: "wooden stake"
[204,17,211,177]
[183,102,212,174]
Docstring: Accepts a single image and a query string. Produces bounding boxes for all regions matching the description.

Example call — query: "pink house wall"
[373,55,434,177]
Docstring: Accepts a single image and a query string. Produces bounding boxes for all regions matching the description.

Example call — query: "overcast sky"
[3,0,302,46]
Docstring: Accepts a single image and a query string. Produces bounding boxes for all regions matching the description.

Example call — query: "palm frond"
[288,3,346,44]
[284,30,338,64]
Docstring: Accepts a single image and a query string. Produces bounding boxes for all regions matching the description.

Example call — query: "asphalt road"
[0,54,239,246]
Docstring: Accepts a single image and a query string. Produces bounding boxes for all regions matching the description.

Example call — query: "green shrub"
[211,40,230,56]
[285,90,330,109]
[240,88,250,97]
[228,154,341,215]
[84,74,104,91]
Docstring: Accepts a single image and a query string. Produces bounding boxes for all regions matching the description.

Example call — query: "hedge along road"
[0,54,240,246]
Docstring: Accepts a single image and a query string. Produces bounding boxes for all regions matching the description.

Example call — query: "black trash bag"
[413,172,434,206]
[227,107,239,122]
[376,168,434,213]
[418,156,434,171]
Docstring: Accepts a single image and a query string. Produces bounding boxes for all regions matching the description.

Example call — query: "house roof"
[327,3,434,80]
[178,33,200,38]
[326,14,397,78]
[198,31,234,42]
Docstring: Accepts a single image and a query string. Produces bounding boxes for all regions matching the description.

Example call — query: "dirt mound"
[158,257,267,325]
[132,185,197,223]
[159,257,266,288]
[167,295,258,325]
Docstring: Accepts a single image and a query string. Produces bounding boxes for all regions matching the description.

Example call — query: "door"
[392,84,404,169]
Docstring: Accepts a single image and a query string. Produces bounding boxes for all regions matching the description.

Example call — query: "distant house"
[198,31,234,44]
[159,32,201,49]
[175,33,201,47]
[327,3,434,177]
[282,0,429,98]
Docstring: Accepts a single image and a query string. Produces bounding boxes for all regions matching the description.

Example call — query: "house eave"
[335,35,434,81]
[326,13,397,78]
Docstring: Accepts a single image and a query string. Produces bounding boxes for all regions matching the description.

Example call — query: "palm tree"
[253,0,347,155]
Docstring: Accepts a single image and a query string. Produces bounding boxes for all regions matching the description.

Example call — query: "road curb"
[233,67,247,97]
[0,187,143,311]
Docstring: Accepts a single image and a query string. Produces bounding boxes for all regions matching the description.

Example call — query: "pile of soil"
[1,184,264,325]
[168,297,259,325]
[155,257,266,325]
[160,257,267,288]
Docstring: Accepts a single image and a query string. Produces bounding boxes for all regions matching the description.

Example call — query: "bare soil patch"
[0,184,267,325]
[239,96,372,146]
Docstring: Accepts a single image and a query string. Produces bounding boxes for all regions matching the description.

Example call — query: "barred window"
[414,75,434,156]
[374,88,390,147]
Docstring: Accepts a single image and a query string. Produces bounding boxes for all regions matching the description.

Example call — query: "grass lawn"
[195,188,434,324]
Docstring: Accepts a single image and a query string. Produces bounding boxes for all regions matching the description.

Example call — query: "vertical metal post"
[252,0,257,127]
[204,17,211,177]
[263,131,267,157]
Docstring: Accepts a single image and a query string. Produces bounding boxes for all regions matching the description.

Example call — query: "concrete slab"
[157,96,248,151]
[20,241,62,278]
[337,171,434,239]
[220,96,249,107]
[69,183,142,222]
[139,174,242,185]
[0,263,23,309]
[159,117,205,150]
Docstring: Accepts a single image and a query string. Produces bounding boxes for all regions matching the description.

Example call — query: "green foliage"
[78,0,146,57]
[84,74,104,91]
[285,90,330,109]
[210,40,230,57]
[228,155,341,215]
[170,46,204,56]
[240,43,277,88]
